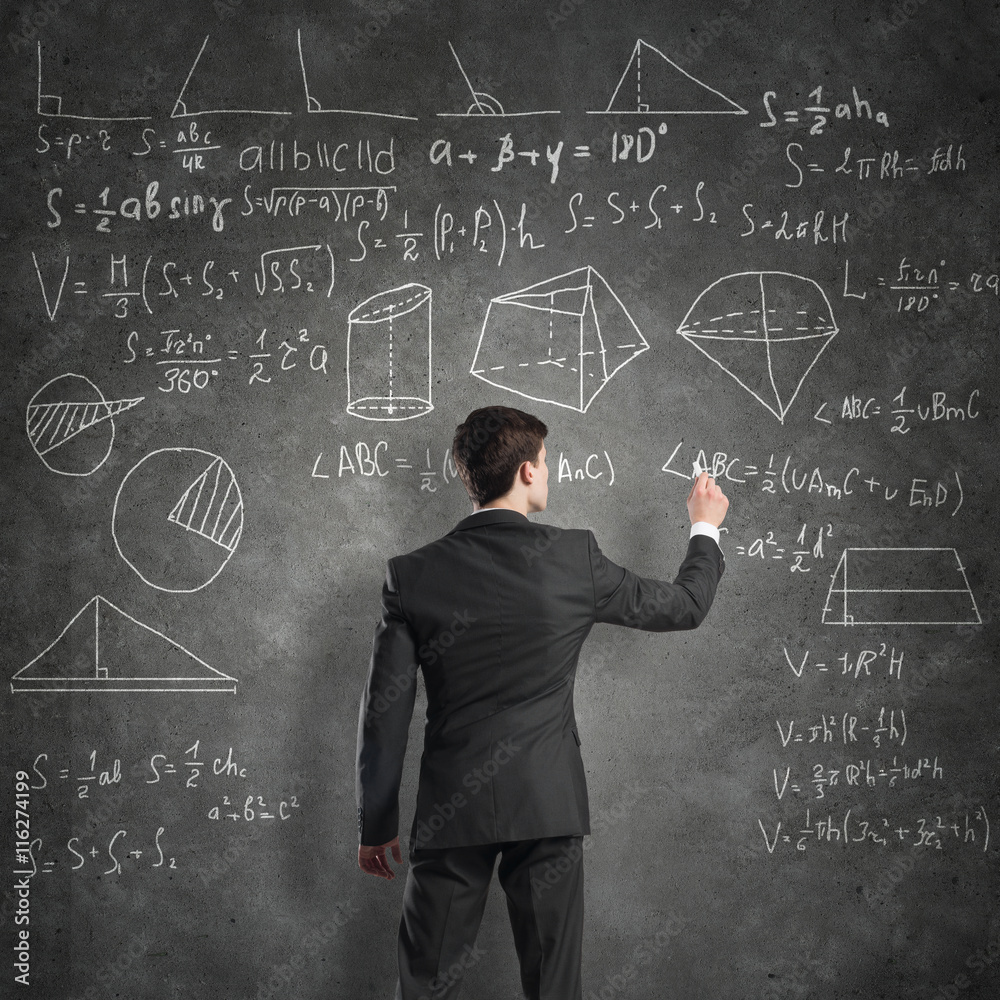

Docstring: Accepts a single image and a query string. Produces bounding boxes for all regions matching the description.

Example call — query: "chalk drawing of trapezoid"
[172,35,292,117]
[589,39,747,115]
[822,548,982,626]
[113,448,244,593]
[347,284,433,421]
[436,42,559,118]
[471,267,649,413]
[27,374,144,476]
[11,595,236,693]
[296,29,417,121]
[36,42,151,121]
[677,271,837,424]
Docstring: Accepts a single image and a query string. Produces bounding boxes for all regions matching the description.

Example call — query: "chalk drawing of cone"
[346,283,434,421]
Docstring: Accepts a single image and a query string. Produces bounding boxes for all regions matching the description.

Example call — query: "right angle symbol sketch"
[591,39,747,114]
[27,374,144,476]
[113,448,244,593]
[471,267,649,413]
[36,42,151,120]
[11,595,237,693]
[822,548,982,626]
[347,283,433,421]
[677,271,838,423]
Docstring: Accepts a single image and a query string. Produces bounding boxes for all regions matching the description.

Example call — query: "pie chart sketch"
[113,447,244,593]
[26,373,144,476]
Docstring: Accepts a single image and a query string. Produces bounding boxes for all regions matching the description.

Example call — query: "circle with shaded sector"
[26,373,115,476]
[112,447,244,593]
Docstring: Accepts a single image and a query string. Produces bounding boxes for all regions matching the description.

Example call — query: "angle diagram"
[437,42,560,117]
[172,35,293,117]
[36,42,151,120]
[297,29,417,121]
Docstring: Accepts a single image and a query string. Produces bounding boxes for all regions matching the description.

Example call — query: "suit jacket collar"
[449,508,530,534]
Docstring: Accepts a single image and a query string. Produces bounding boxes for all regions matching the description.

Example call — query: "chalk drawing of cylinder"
[346,283,433,421]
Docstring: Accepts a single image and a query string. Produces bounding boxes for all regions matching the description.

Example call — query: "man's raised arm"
[591,472,729,631]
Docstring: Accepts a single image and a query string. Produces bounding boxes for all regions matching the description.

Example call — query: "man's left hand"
[359,837,402,879]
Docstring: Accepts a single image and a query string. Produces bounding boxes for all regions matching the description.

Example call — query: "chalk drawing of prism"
[470,267,649,413]
[822,548,982,626]
[346,283,434,421]
[113,448,244,593]
[11,595,237,693]
[27,373,144,476]
[677,271,838,423]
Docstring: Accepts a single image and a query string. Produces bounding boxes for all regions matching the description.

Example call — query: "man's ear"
[519,459,536,485]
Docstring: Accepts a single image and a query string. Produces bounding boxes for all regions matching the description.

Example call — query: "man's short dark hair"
[453,407,548,505]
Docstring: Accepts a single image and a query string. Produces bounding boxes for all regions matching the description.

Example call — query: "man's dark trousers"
[396,836,584,1000]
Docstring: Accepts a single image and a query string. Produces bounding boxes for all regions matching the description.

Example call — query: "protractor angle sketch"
[27,373,144,476]
[588,39,747,115]
[113,447,244,593]
[677,271,838,424]
[11,595,236,694]
[822,548,982,626]
[471,266,649,413]
[437,42,560,118]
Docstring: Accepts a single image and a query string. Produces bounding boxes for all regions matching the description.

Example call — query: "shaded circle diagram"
[113,448,244,593]
[26,373,143,476]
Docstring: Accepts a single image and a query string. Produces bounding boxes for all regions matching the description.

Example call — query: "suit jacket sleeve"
[589,531,725,631]
[356,559,419,846]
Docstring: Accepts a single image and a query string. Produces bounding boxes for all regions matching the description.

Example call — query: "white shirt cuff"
[689,521,721,545]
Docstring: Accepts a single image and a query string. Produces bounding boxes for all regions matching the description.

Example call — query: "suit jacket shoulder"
[356,512,725,849]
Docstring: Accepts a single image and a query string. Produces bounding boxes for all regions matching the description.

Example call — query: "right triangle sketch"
[595,39,747,114]
[11,595,237,693]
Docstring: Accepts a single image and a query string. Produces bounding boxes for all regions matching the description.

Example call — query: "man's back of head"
[452,406,548,507]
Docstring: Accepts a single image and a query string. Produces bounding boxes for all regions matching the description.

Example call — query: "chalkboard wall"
[2,1,998,998]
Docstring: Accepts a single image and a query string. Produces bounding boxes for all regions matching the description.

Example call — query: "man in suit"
[357,406,728,1000]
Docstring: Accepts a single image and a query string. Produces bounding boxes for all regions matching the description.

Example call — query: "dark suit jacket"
[356,508,724,850]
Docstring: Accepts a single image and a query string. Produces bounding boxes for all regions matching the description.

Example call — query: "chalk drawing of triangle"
[10,595,237,693]
[602,39,747,114]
